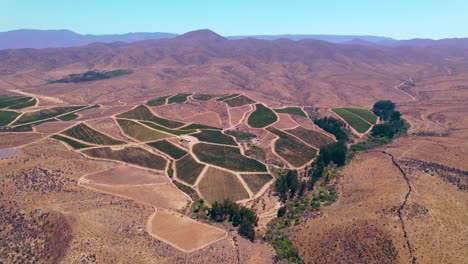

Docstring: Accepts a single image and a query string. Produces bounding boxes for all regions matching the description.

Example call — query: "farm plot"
[197,167,250,204]
[180,123,222,130]
[8,98,37,109]
[175,154,205,185]
[86,118,127,140]
[13,105,87,125]
[216,94,240,101]
[0,132,44,148]
[148,140,188,159]
[332,108,372,133]
[342,108,377,124]
[193,143,267,172]
[228,104,252,126]
[117,105,185,129]
[274,107,307,117]
[267,127,318,167]
[33,121,74,133]
[148,210,227,253]
[57,113,78,121]
[191,130,237,146]
[84,165,168,185]
[192,94,218,101]
[82,147,167,170]
[248,104,278,128]
[285,126,335,148]
[140,121,195,135]
[273,113,298,129]
[147,95,170,106]
[240,173,273,195]
[0,148,20,159]
[51,134,92,149]
[223,95,256,107]
[81,182,190,210]
[0,96,33,109]
[185,111,223,128]
[0,110,20,126]
[63,123,125,145]
[168,93,191,104]
[117,119,171,142]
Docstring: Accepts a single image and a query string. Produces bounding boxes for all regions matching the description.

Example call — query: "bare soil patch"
[148,210,227,253]
[185,111,222,128]
[197,166,250,204]
[33,121,75,133]
[272,113,298,129]
[0,132,45,148]
[83,165,168,185]
[228,104,252,126]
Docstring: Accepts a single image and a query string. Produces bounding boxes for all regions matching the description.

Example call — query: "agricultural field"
[342,108,377,124]
[192,94,218,101]
[117,105,185,128]
[197,167,250,204]
[240,173,273,195]
[147,140,188,159]
[175,154,206,185]
[147,95,170,106]
[216,94,240,101]
[0,110,20,126]
[0,96,34,109]
[141,121,195,135]
[193,143,267,172]
[82,147,167,170]
[167,93,191,104]
[274,107,307,117]
[285,126,335,148]
[180,123,221,130]
[13,106,87,125]
[117,119,171,141]
[148,210,227,253]
[248,104,278,128]
[63,123,124,145]
[267,127,318,167]
[223,95,256,107]
[50,134,92,149]
[57,113,78,121]
[191,130,237,146]
[83,165,168,185]
[229,104,252,126]
[332,108,373,133]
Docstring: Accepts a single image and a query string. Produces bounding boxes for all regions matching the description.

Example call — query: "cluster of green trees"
[314,117,349,141]
[209,199,258,241]
[52,69,131,83]
[275,170,300,202]
[307,141,347,189]
[371,100,407,138]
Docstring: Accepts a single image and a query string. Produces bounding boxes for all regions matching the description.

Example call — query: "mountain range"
[1,29,467,50]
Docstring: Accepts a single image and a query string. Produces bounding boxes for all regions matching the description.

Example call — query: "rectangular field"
[84,165,168,185]
[63,123,125,145]
[141,121,195,135]
[332,108,372,133]
[198,167,250,204]
[82,147,167,170]
[117,119,171,142]
[192,143,267,172]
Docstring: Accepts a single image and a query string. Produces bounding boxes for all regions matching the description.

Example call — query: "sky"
[1,0,467,39]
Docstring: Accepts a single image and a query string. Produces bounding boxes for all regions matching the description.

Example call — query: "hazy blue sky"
[1,0,467,39]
